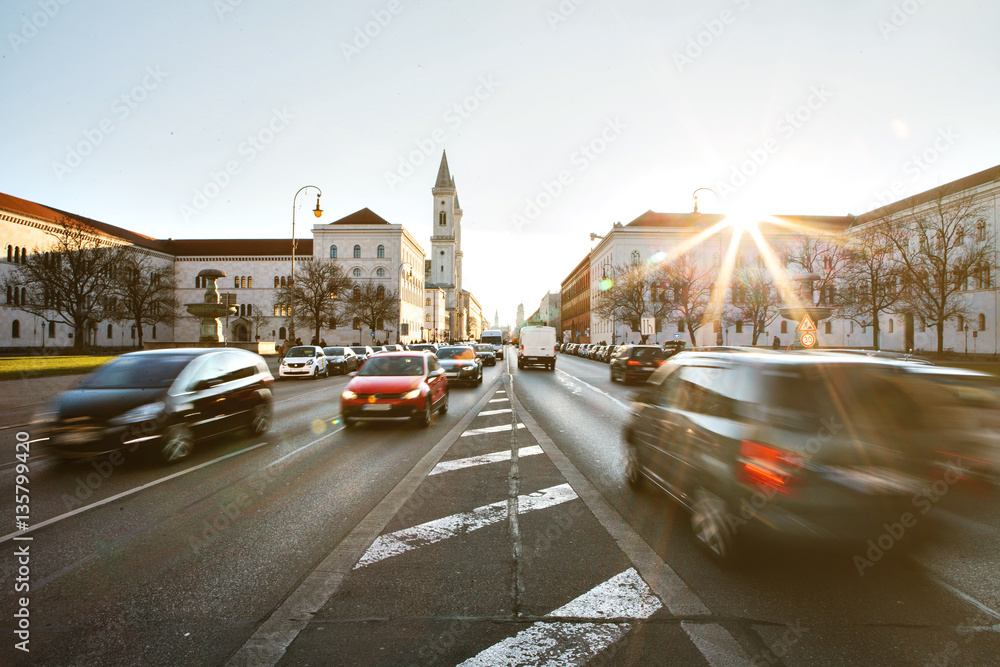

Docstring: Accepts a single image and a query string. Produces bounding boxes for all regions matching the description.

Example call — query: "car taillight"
[627,360,641,366]
[738,440,803,496]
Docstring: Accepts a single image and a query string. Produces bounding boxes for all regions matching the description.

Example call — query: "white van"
[517,326,556,371]
[480,329,505,360]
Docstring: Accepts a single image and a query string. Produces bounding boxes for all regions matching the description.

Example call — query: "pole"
[290,185,322,344]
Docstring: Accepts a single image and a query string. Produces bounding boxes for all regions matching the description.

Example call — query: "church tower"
[430,151,464,339]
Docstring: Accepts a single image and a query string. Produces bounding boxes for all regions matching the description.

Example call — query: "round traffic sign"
[800,332,816,348]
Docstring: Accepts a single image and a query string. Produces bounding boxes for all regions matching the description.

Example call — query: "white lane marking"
[461,423,525,437]
[354,483,577,569]
[488,398,509,403]
[496,390,506,394]
[556,368,630,411]
[478,408,512,416]
[914,560,1000,623]
[0,427,342,544]
[458,568,661,666]
[429,446,543,476]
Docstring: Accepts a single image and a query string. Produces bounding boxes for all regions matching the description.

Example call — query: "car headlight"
[341,390,357,400]
[401,388,422,400]
[305,359,314,366]
[110,401,165,425]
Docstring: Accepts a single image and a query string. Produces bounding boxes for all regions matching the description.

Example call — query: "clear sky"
[3,0,998,327]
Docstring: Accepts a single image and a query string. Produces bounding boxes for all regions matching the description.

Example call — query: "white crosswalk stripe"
[461,423,526,437]
[429,446,543,475]
[488,398,509,403]
[354,484,577,569]
[457,568,662,666]
[477,408,512,416]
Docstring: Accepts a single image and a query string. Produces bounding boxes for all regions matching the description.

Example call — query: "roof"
[435,151,452,189]
[623,210,852,233]
[327,208,392,225]
[853,163,1000,225]
[0,191,170,253]
[166,238,312,256]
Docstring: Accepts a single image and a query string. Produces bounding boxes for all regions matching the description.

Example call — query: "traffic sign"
[800,332,817,348]
[797,314,817,333]
[674,332,681,339]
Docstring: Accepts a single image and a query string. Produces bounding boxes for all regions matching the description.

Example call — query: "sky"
[2,0,999,328]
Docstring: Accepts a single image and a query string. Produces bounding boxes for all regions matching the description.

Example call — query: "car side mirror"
[429,368,444,378]
[348,371,357,377]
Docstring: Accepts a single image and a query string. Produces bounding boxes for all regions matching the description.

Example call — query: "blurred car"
[382,344,407,352]
[322,346,359,375]
[474,343,497,366]
[436,345,483,385]
[40,348,274,463]
[623,350,954,561]
[369,346,385,354]
[279,345,328,379]
[350,346,376,367]
[408,343,438,354]
[609,345,668,384]
[340,352,448,428]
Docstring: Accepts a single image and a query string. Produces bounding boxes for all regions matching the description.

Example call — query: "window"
[234,277,240,288]
[48,321,55,338]
[825,321,832,334]
[850,321,855,334]
[957,315,965,331]
[279,326,286,339]
[376,318,384,330]
[426,298,431,306]
[131,325,137,339]
[376,285,385,299]
[20,288,25,306]
[248,277,252,288]
[376,268,385,277]
[377,245,385,258]
[735,321,743,333]
[918,317,926,333]
[888,319,894,334]
[780,321,788,334]
[5,245,10,262]
[107,323,113,339]
[353,245,361,258]
[152,325,157,340]
[426,314,431,322]
[979,314,987,331]
[353,268,362,277]
[678,320,685,333]
[353,286,361,298]
[353,318,360,330]
[439,211,446,226]
[330,245,337,258]
[11,320,19,338]
[631,251,640,265]
[977,218,986,241]
[280,276,286,287]
[5,285,10,304]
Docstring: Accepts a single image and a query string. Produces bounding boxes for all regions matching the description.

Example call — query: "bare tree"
[345,282,399,340]
[884,190,995,353]
[836,224,906,350]
[107,248,179,349]
[3,216,128,351]
[729,265,781,345]
[248,304,271,341]
[273,259,354,345]
[658,253,714,347]
[593,262,654,342]
[782,232,850,307]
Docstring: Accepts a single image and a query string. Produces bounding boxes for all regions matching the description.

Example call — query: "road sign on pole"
[797,314,817,333]
[800,332,817,348]
[641,317,655,336]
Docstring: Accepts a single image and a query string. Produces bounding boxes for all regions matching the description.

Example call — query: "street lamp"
[397,262,413,344]
[692,187,724,345]
[289,185,322,344]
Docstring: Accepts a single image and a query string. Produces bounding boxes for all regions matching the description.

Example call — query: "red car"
[340,352,448,428]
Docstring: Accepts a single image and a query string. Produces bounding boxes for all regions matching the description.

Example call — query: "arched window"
[329,317,337,329]
[131,325,137,339]
[11,320,20,338]
[678,320,685,333]
[780,321,788,334]
[152,325,157,339]
[353,268,362,277]
[280,276,286,287]
[426,314,431,322]
[107,324,113,339]
[888,318,894,334]
[5,245,11,262]
[735,321,743,333]
[279,326,287,339]
[247,277,252,288]
[274,276,280,288]
[242,277,248,289]
[13,247,20,263]
[353,318,360,330]
[239,304,245,317]
[234,277,240,288]
[5,285,10,304]
[48,322,55,338]
[377,245,385,258]
[439,211,446,226]
[195,277,200,288]
[330,245,337,258]
[630,251,640,265]
[957,315,965,331]
[353,245,361,258]
[426,298,431,306]
[353,285,361,298]
[376,318,384,330]
[376,285,385,299]
[376,268,385,277]
[979,313,987,331]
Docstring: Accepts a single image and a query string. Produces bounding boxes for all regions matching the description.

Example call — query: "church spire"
[435,151,452,189]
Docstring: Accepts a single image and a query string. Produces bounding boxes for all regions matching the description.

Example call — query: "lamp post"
[693,187,724,345]
[397,262,412,344]
[289,185,323,345]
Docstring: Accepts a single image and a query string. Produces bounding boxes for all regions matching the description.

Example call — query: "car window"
[286,347,316,358]
[222,350,257,382]
[324,347,345,356]
[188,353,230,391]
[437,347,475,360]
[358,355,425,376]
[677,364,737,418]
[80,355,192,389]
[428,356,441,372]
[351,347,368,355]
[631,347,666,360]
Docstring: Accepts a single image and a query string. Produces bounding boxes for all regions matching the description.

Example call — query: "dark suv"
[609,345,668,384]
[623,350,961,561]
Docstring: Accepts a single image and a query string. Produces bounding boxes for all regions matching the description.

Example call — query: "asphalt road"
[0,350,998,665]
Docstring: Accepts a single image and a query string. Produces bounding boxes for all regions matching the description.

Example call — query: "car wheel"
[415,398,432,428]
[160,424,194,463]
[439,389,449,414]
[517,359,524,369]
[625,441,646,491]
[610,367,617,382]
[249,403,272,435]
[691,488,738,563]
[477,369,483,385]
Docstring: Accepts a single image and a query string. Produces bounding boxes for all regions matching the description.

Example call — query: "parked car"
[340,352,448,428]
[382,344,407,352]
[436,345,483,385]
[40,348,274,463]
[623,350,952,561]
[322,346,359,375]
[350,346,376,367]
[609,345,668,384]
[474,343,497,366]
[518,325,557,371]
[279,345,328,379]
[408,343,438,354]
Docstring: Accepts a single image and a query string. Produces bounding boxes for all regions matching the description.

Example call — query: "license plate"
[823,467,921,495]
[362,403,391,411]
[446,372,459,378]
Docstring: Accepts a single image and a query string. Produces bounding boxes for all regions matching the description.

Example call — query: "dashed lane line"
[461,423,526,437]
[555,367,630,411]
[429,446,543,476]
[488,398,509,403]
[458,568,661,666]
[354,483,577,569]
[478,408,512,416]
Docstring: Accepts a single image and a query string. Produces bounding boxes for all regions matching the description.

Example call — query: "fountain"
[186,269,237,344]
[778,268,832,349]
